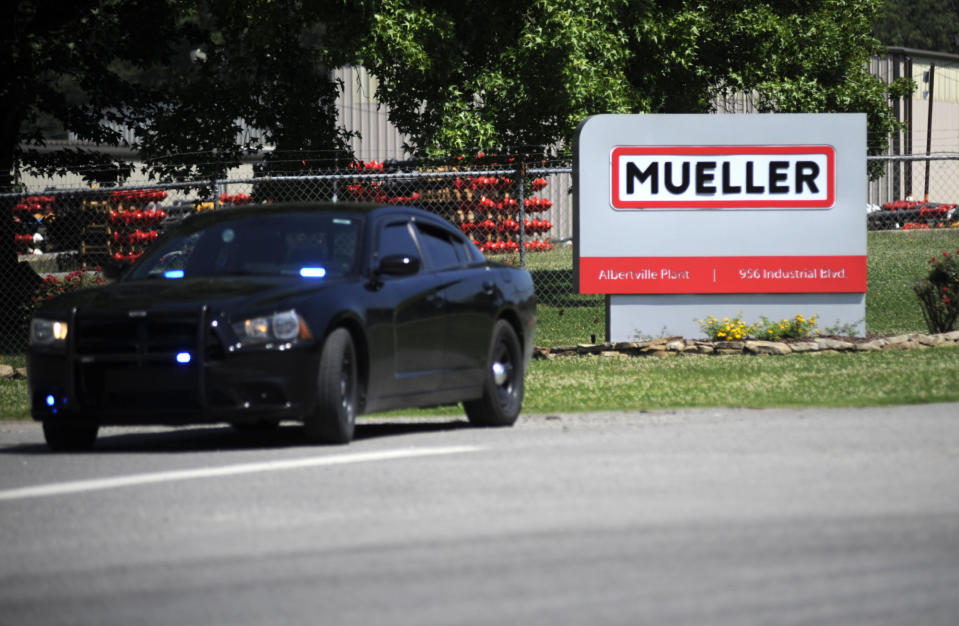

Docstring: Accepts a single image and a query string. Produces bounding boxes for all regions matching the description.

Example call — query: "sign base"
[608,293,866,342]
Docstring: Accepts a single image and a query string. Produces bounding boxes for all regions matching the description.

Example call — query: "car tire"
[232,419,281,433]
[305,327,357,444]
[464,319,524,427]
[42,420,99,452]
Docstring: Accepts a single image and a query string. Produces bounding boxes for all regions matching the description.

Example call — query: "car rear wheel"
[232,419,281,433]
[305,328,357,444]
[464,319,524,427]
[42,420,99,452]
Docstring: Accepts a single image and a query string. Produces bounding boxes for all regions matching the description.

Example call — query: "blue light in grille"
[45,394,56,407]
[176,351,192,364]
[164,270,185,279]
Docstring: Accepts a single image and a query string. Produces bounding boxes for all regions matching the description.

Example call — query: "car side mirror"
[376,254,420,277]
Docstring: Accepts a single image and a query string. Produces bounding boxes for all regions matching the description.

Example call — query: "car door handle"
[426,293,445,308]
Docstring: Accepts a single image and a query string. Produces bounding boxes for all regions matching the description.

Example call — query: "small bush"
[914,250,959,333]
[32,270,106,306]
[22,270,107,324]
[757,314,821,340]
[698,315,756,341]
[699,313,821,341]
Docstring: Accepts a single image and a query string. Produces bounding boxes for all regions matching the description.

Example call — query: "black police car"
[28,203,536,450]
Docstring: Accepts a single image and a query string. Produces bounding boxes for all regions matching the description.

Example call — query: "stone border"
[534,331,959,359]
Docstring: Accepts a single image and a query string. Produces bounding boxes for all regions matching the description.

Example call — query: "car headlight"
[232,309,312,347]
[30,318,69,348]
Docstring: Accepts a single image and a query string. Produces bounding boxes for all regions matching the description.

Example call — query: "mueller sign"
[611,146,835,209]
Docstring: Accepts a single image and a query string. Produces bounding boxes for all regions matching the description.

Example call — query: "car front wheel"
[464,319,524,427]
[305,328,358,444]
[42,420,99,452]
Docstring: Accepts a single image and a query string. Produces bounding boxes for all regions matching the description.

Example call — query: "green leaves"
[359,0,902,161]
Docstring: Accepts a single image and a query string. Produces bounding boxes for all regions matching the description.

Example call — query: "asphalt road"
[1,404,958,626]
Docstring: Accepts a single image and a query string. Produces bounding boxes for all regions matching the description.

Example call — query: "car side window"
[416,224,463,271]
[376,221,420,270]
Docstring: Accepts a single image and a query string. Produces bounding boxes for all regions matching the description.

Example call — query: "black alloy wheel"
[464,319,524,427]
[305,327,358,444]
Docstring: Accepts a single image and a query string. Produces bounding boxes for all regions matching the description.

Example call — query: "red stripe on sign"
[610,145,836,209]
[579,256,867,294]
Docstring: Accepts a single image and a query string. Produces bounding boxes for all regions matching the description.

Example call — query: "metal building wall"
[334,66,410,163]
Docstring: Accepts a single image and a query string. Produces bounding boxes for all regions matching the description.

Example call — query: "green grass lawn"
[523,345,959,412]
[2,229,959,420]
[866,229,959,334]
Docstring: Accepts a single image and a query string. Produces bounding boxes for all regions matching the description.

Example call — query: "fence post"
[517,161,527,268]
[924,63,935,202]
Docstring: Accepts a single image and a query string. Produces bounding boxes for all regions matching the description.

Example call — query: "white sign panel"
[574,113,867,340]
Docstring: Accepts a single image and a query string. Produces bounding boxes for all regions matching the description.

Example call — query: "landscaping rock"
[813,338,855,351]
[745,340,792,355]
[889,340,922,350]
[601,351,627,359]
[577,344,605,355]
[883,334,916,346]
[715,348,741,355]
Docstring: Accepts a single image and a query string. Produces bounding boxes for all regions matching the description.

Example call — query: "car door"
[413,222,499,390]
[373,218,448,396]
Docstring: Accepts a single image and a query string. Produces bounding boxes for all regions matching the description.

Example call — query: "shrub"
[914,250,959,333]
[699,313,822,341]
[23,270,107,326]
[32,270,107,307]
[757,314,821,340]
[698,315,756,341]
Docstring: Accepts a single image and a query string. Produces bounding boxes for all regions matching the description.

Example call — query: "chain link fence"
[4,154,959,353]
[867,154,959,230]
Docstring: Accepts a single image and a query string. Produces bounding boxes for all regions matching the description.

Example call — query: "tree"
[360,0,911,161]
[359,0,640,157]
[2,1,182,194]
[1,0,367,348]
[873,0,959,53]
[128,0,370,182]
[2,0,184,349]
[3,0,370,191]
